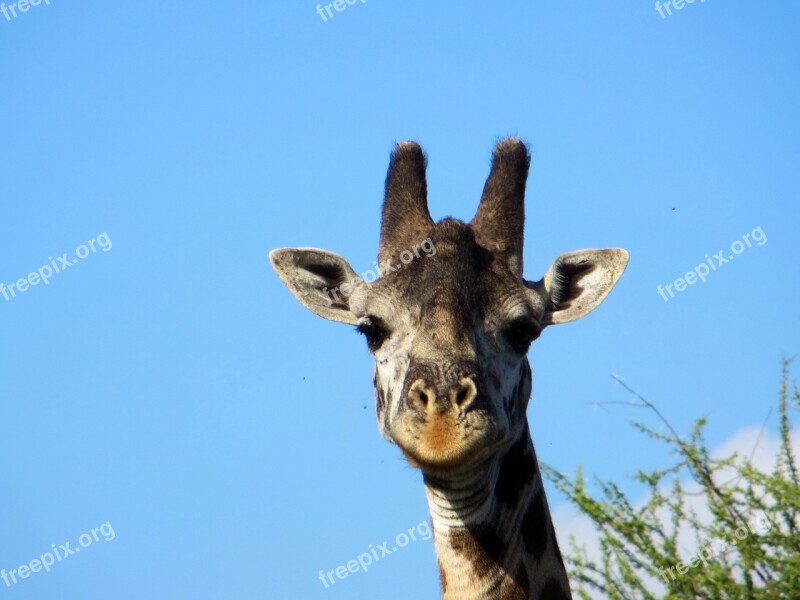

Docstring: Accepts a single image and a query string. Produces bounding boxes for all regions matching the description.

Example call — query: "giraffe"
[270,139,628,599]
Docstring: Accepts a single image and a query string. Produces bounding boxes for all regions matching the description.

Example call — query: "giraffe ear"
[526,249,629,325]
[270,248,363,325]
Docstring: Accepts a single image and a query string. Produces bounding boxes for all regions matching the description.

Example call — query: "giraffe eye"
[356,317,389,352]
[502,318,541,354]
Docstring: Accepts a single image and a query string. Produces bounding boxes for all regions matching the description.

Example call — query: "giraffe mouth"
[393,411,508,473]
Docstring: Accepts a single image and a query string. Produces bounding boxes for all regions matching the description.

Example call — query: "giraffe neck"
[423,427,572,600]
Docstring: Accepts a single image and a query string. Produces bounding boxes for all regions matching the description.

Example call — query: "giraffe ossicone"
[271,138,628,599]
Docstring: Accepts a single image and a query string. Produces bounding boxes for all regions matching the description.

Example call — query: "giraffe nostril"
[407,379,434,413]
[454,378,478,408]
[407,377,478,414]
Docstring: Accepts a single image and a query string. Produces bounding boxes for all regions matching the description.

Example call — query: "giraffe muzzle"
[390,362,503,470]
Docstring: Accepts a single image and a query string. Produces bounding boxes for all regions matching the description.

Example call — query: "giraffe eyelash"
[356,317,390,352]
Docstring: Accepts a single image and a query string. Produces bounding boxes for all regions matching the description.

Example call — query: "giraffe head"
[271,139,628,475]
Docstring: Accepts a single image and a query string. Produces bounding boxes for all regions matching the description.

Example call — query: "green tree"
[543,358,800,599]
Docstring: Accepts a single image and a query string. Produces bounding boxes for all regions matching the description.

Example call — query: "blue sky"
[1,1,798,598]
